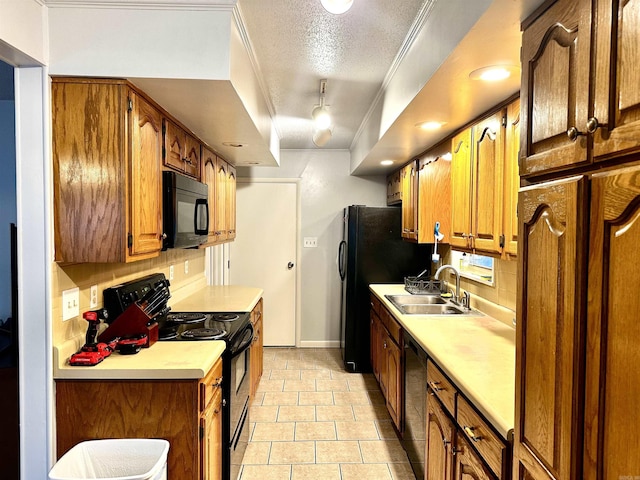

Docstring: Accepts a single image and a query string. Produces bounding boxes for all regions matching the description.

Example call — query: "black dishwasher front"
[403,333,427,480]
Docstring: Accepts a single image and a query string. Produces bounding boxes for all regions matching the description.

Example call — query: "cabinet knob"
[211,377,223,388]
[567,126,586,141]
[586,117,603,134]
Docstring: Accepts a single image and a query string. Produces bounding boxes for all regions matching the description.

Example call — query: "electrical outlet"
[303,237,318,248]
[184,260,189,274]
[169,265,174,281]
[90,285,98,308]
[62,287,80,321]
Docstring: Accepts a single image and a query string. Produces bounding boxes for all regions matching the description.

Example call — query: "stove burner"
[180,328,227,340]
[211,313,240,322]
[158,330,179,340]
[167,312,206,324]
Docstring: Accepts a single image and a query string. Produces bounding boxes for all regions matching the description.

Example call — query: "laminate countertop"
[369,284,515,439]
[54,285,263,380]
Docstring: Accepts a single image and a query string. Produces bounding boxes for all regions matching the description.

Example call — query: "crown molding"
[43,0,236,10]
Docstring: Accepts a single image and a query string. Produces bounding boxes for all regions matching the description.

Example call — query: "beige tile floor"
[240,347,416,480]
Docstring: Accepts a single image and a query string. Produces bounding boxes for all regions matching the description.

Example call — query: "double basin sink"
[385,294,471,315]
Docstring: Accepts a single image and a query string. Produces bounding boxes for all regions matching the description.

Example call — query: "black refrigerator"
[338,205,430,373]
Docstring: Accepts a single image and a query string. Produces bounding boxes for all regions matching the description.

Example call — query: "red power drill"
[69,309,118,366]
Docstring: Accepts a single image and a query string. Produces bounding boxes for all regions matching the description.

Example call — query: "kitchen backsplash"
[52,248,206,347]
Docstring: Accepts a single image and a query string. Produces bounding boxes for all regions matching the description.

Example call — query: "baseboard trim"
[298,340,340,348]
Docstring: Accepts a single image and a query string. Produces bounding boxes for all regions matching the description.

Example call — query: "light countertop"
[170,285,263,313]
[54,341,225,380]
[54,285,263,380]
[369,284,515,439]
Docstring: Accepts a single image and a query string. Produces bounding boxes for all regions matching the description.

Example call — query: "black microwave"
[163,171,209,249]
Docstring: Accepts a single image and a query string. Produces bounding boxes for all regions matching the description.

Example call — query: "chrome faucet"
[434,264,470,309]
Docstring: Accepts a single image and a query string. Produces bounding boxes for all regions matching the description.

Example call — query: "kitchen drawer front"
[456,395,507,479]
[200,357,223,412]
[251,299,263,326]
[427,360,457,417]
[380,307,402,345]
[370,294,381,317]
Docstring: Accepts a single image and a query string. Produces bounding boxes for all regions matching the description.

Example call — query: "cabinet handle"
[428,381,443,392]
[452,446,463,456]
[383,341,387,349]
[586,117,603,134]
[463,425,482,442]
[567,126,587,141]
[183,157,193,165]
[211,377,223,388]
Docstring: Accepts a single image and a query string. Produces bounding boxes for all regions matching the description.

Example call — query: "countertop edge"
[369,284,515,440]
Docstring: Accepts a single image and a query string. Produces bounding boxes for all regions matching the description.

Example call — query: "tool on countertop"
[69,309,118,366]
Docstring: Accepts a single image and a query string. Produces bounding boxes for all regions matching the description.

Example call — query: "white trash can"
[49,439,170,480]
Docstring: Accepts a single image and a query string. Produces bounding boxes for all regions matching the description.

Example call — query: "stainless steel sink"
[385,294,447,306]
[400,304,464,315]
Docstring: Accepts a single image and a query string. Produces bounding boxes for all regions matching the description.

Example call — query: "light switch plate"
[303,237,318,248]
[62,287,80,321]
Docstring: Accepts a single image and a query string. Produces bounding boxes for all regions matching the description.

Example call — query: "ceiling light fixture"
[380,160,394,166]
[469,65,519,82]
[312,79,333,147]
[321,0,354,14]
[416,121,445,131]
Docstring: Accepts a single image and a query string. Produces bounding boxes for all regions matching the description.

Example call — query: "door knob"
[287,262,295,269]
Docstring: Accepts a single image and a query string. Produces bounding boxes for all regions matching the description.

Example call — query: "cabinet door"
[584,165,640,480]
[454,433,494,480]
[450,128,473,248]
[504,99,520,256]
[418,153,451,244]
[200,387,222,480]
[520,0,592,176]
[202,148,217,244]
[426,393,454,480]
[378,327,389,399]
[386,337,402,430]
[472,111,505,253]
[214,158,228,242]
[226,164,237,240]
[184,133,201,178]
[401,161,418,241]
[164,119,186,172]
[592,0,640,161]
[514,176,588,480]
[370,311,380,381]
[129,91,163,257]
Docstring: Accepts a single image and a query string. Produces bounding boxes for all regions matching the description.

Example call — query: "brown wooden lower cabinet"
[249,298,264,401]
[55,357,223,480]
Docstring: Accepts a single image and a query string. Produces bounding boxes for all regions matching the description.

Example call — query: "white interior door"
[230,181,297,346]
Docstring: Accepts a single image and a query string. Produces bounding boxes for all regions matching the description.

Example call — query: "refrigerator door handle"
[338,240,347,280]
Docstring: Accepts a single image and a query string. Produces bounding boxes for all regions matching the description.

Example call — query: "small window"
[450,250,495,286]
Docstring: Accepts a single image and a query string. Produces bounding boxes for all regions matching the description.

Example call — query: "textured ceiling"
[237,0,426,150]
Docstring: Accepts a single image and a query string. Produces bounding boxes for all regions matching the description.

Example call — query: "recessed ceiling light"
[380,160,394,166]
[415,121,445,131]
[469,65,518,82]
[222,142,246,148]
[321,0,354,14]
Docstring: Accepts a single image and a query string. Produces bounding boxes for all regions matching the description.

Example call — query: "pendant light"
[312,79,332,147]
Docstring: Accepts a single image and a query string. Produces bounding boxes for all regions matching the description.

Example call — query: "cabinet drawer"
[370,294,381,316]
[427,360,457,417]
[378,306,401,344]
[200,358,223,412]
[456,395,507,479]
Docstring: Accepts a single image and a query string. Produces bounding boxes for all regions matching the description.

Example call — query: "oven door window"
[235,349,248,394]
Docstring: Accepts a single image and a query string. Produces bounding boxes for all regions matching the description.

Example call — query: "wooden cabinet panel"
[200,356,223,411]
[387,170,402,205]
[418,149,452,244]
[520,0,592,176]
[584,165,640,480]
[214,158,229,242]
[514,176,587,480]
[227,164,237,240]
[427,360,457,418]
[370,310,380,382]
[52,80,163,263]
[401,161,418,241]
[184,133,202,178]
[450,128,473,249]
[472,112,504,253]
[386,336,402,430]
[426,392,455,480]
[454,433,495,480]
[202,148,217,241]
[163,119,201,178]
[592,0,640,160]
[250,299,264,401]
[200,387,222,480]
[129,92,164,257]
[504,99,520,256]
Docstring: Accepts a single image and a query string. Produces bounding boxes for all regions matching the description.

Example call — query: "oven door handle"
[229,323,254,358]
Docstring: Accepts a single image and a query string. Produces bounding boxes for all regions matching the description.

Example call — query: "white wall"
[238,149,386,344]
[0,0,47,66]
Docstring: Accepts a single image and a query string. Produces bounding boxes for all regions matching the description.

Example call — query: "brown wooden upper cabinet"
[386,169,402,205]
[163,119,202,179]
[503,99,520,256]
[201,153,236,246]
[450,111,506,254]
[52,79,163,263]
[521,0,640,177]
[401,161,418,241]
[417,146,451,244]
